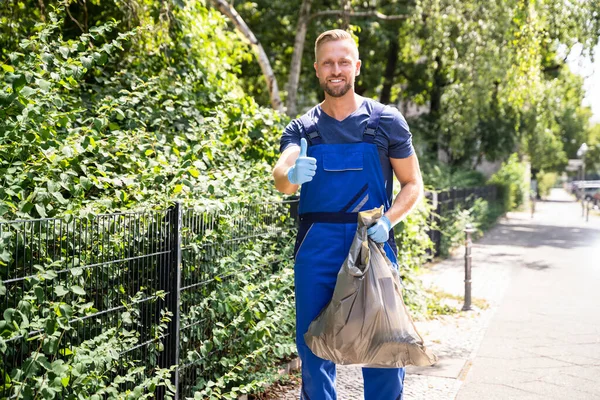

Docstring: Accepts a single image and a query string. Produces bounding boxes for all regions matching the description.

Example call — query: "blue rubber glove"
[367,215,392,243]
[287,138,317,185]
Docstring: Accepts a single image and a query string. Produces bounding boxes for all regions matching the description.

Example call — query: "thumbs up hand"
[287,138,317,185]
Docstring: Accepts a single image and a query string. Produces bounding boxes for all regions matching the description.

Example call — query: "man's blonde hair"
[314,29,358,61]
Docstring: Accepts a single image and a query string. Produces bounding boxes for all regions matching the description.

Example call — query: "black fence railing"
[0,187,497,399]
[0,200,298,400]
[425,185,498,256]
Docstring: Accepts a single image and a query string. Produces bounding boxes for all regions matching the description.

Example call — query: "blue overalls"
[293,103,405,400]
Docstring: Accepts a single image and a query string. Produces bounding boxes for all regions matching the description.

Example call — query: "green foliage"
[488,153,528,211]
[234,0,599,171]
[438,197,503,257]
[585,124,600,175]
[536,171,558,198]
[393,201,435,316]
[0,4,288,221]
[178,203,299,399]
[420,156,487,190]
[0,276,175,399]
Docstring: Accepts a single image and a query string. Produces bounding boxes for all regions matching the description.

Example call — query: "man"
[272,29,423,400]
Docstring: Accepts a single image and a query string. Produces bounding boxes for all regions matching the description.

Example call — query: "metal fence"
[0,200,298,400]
[425,185,498,256]
[0,187,497,399]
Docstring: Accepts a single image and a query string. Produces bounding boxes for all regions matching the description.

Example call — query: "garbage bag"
[304,207,438,368]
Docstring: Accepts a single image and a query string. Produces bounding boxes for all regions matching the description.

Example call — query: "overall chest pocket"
[322,152,364,172]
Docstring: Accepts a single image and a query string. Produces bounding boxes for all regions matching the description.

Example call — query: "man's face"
[314,39,361,98]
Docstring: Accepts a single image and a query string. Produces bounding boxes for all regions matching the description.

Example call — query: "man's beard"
[320,79,353,97]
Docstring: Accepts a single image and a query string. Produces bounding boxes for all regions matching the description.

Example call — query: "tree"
[210,0,284,112]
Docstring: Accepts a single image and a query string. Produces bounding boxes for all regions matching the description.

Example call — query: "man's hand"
[286,138,317,185]
[367,215,391,243]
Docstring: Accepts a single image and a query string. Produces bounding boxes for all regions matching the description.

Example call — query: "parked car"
[577,187,600,201]
[592,190,600,207]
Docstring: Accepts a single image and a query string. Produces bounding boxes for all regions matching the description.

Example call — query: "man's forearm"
[273,165,300,194]
[384,180,423,226]
[273,146,302,194]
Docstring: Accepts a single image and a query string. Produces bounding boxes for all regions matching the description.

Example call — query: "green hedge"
[488,153,528,211]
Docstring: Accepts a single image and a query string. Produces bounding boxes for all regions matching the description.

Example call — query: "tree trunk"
[340,0,351,30]
[210,0,283,113]
[285,0,312,117]
[430,55,443,115]
[430,56,444,161]
[380,37,399,105]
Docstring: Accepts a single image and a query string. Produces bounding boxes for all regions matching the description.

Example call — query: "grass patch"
[425,288,489,319]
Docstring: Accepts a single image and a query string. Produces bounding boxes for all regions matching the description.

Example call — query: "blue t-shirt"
[279,98,415,203]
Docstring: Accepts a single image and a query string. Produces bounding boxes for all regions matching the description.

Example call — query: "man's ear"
[355,59,361,76]
[314,61,319,78]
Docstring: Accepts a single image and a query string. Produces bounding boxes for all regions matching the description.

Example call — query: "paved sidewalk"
[275,189,600,399]
[456,190,600,399]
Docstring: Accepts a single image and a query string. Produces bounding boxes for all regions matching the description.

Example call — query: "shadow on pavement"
[523,260,551,270]
[538,199,576,204]
[479,223,600,250]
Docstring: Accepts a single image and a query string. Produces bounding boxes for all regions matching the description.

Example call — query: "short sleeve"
[279,119,303,153]
[387,108,414,159]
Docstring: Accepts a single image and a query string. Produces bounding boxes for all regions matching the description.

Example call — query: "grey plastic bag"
[304,207,438,368]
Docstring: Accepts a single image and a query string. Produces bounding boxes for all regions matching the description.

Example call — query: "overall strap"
[299,114,323,145]
[363,102,385,143]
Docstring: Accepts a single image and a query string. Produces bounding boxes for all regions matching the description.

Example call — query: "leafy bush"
[0,275,175,399]
[488,153,528,211]
[394,201,435,317]
[536,171,558,198]
[419,156,487,190]
[438,197,503,257]
[0,5,287,221]
[177,203,298,399]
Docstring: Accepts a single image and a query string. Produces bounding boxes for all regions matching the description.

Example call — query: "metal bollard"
[586,199,590,222]
[463,224,476,311]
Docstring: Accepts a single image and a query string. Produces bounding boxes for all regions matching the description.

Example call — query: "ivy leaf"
[80,177,92,191]
[0,249,11,264]
[54,285,68,297]
[36,79,51,92]
[6,73,25,92]
[59,46,70,59]
[3,309,15,324]
[71,286,85,296]
[35,204,47,218]
[34,286,44,302]
[59,348,73,357]
[122,312,132,325]
[41,53,54,64]
[189,167,200,178]
[52,97,63,108]
[80,56,93,69]
[42,270,58,280]
[19,86,36,98]
[0,63,14,73]
[47,181,60,193]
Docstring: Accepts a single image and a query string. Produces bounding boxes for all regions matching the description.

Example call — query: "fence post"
[167,202,182,399]
[288,196,300,226]
[434,191,443,256]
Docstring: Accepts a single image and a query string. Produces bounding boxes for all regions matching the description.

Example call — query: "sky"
[566,41,600,125]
